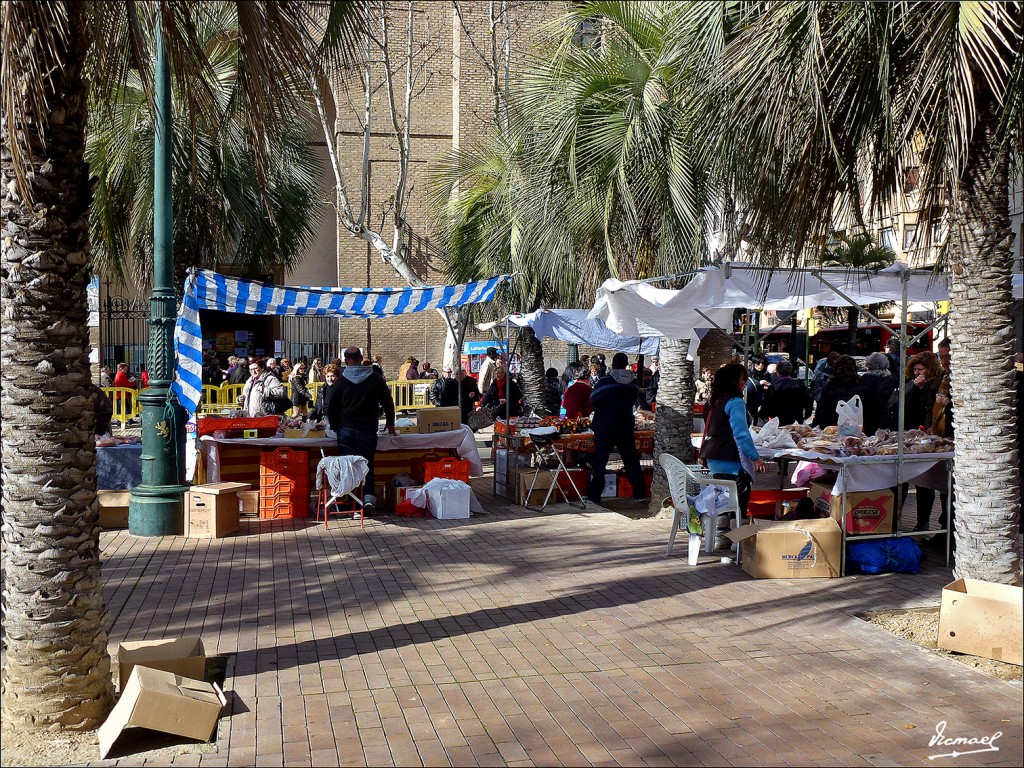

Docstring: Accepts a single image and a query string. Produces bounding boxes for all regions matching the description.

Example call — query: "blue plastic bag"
[847,538,924,575]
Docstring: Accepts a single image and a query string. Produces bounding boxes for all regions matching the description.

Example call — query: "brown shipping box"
[185,482,250,538]
[808,478,894,535]
[937,578,1023,666]
[98,666,227,759]
[726,518,841,579]
[238,490,259,517]
[418,407,461,434]
[519,472,564,506]
[97,491,132,529]
[118,636,207,691]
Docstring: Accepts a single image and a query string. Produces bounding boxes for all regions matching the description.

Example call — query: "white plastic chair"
[660,453,742,559]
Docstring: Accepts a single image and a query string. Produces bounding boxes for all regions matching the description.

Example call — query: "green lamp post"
[129,21,189,535]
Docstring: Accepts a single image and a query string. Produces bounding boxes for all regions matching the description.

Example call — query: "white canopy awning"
[480,309,659,354]
[589,262,951,342]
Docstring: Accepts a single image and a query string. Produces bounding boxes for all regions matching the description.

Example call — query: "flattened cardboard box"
[118,636,207,691]
[937,578,1023,666]
[726,518,841,579]
[99,666,226,759]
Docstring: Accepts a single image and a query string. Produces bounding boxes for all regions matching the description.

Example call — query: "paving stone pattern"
[91,475,1022,767]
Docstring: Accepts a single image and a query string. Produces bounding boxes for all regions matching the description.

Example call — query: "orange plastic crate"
[616,468,654,498]
[422,457,471,484]
[259,448,310,519]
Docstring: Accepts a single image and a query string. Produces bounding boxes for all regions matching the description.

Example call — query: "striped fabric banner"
[173,269,513,415]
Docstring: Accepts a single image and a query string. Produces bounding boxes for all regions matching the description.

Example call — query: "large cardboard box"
[118,636,208,691]
[937,578,1023,666]
[726,518,842,579]
[185,482,249,538]
[808,479,894,535]
[520,471,564,506]
[99,666,226,759]
[418,407,461,434]
[98,491,132,529]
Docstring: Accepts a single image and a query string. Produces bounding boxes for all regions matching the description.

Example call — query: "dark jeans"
[587,428,647,502]
[336,426,378,494]
[897,483,952,532]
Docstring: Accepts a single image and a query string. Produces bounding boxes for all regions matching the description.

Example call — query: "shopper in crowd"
[759,360,813,426]
[99,365,113,388]
[308,357,325,384]
[309,363,339,423]
[695,366,713,405]
[420,361,439,380]
[587,353,649,505]
[748,355,772,391]
[562,369,592,420]
[480,365,522,420]
[897,351,946,532]
[811,355,860,428]
[327,346,396,516]
[588,362,602,387]
[858,351,899,433]
[698,362,767,515]
[594,353,607,376]
[228,355,250,385]
[646,361,660,408]
[560,359,588,391]
[265,358,281,380]
[429,365,460,407]
[113,362,135,389]
[139,365,149,389]
[288,360,312,418]
[457,367,481,424]
[543,367,563,415]
[810,350,841,404]
[91,384,114,436]
[398,356,420,380]
[477,347,500,394]
[279,358,293,380]
[239,357,287,417]
[884,336,902,378]
[937,337,952,380]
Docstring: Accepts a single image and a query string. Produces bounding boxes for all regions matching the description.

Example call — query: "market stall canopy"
[479,309,659,354]
[588,262,950,342]
[173,269,513,415]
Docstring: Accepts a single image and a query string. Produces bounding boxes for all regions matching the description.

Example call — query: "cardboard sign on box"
[185,482,249,538]
[808,479,894,535]
[118,636,208,691]
[938,578,1023,666]
[726,518,841,579]
[418,407,461,434]
[99,666,226,759]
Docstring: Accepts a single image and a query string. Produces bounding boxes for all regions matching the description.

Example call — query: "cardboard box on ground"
[98,490,131,529]
[726,518,842,579]
[938,578,1023,666]
[808,476,894,535]
[185,482,250,538]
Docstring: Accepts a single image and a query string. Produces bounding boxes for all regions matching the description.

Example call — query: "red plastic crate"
[259,448,310,519]
[616,467,654,498]
[198,415,279,437]
[422,457,470,484]
[747,488,809,519]
[409,451,446,483]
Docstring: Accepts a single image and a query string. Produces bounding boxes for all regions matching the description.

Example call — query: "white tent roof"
[589,262,951,341]
[479,309,660,354]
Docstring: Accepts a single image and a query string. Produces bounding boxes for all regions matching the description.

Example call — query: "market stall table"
[198,425,483,486]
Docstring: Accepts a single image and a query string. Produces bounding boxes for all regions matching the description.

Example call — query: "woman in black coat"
[308,364,339,423]
[479,368,523,419]
[857,352,899,434]
[811,355,860,428]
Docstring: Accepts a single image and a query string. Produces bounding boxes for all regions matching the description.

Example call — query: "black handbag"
[264,394,293,415]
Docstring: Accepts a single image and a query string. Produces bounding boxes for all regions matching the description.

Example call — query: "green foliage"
[821,232,896,271]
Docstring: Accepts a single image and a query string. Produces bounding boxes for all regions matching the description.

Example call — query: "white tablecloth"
[199,425,483,483]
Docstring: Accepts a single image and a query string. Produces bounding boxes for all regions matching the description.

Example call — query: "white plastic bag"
[836,395,864,436]
[751,417,780,447]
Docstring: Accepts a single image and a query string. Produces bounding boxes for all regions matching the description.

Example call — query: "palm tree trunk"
[0,4,114,728]
[648,338,694,512]
[947,102,1021,584]
[517,327,548,415]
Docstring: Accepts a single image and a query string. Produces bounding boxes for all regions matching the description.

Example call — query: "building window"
[903,225,917,250]
[880,227,897,251]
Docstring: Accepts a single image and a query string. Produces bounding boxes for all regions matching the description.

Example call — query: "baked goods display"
[769,424,954,457]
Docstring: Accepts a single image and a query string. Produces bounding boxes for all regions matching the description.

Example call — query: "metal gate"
[280,315,341,364]
[102,295,149,375]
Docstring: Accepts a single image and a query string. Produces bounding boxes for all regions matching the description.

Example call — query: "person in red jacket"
[113,362,135,389]
[562,370,592,419]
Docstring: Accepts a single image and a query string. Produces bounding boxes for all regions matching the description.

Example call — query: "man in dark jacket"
[429,365,460,408]
[758,360,813,426]
[327,346,396,514]
[587,352,648,504]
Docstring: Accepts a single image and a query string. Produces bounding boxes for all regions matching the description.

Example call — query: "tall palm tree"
[86,2,321,287]
[1,0,360,730]
[821,232,896,354]
[709,1,1022,582]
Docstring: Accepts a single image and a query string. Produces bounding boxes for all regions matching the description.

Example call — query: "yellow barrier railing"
[102,387,140,433]
[388,380,436,412]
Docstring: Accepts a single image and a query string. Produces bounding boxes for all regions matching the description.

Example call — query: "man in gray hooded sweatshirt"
[587,352,649,504]
[327,346,396,513]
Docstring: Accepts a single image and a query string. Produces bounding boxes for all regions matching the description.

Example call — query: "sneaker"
[361,501,374,517]
[352,512,362,520]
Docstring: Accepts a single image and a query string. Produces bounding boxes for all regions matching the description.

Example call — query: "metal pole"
[894,269,909,526]
[129,21,188,535]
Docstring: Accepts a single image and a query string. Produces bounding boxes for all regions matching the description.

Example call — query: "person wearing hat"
[477,346,500,395]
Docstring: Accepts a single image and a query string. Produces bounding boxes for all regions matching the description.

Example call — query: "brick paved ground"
[88,451,1022,767]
